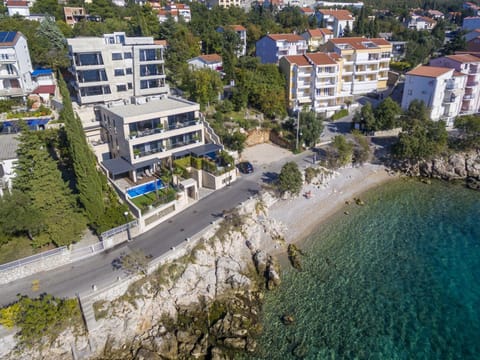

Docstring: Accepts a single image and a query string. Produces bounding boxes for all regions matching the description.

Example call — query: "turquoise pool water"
[245,179,480,359]
[126,179,164,198]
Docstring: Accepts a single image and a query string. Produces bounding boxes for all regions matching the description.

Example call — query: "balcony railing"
[129,121,199,139]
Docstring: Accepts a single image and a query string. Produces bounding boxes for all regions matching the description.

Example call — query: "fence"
[0,246,68,272]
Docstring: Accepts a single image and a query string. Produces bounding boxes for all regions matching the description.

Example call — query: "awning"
[172,149,191,159]
[102,158,134,175]
[31,69,53,77]
[133,158,156,169]
[190,143,222,157]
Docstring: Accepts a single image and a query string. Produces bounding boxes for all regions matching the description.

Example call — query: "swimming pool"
[126,179,165,198]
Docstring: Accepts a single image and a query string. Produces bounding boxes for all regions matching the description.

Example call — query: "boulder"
[223,337,247,350]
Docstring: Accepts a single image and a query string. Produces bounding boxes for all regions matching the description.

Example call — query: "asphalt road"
[0,120,350,307]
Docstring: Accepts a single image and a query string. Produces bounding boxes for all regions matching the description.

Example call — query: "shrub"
[331,109,349,121]
[278,162,303,196]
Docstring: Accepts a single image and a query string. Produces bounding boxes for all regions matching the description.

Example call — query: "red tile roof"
[453,71,466,77]
[32,85,56,94]
[6,0,28,6]
[307,52,338,65]
[198,54,222,63]
[406,66,453,78]
[283,55,311,66]
[308,28,333,37]
[318,9,354,21]
[231,25,246,32]
[268,34,305,42]
[446,54,480,63]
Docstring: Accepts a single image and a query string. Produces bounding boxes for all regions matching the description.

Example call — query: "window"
[126,68,132,75]
[75,52,103,66]
[80,85,111,97]
[140,78,165,89]
[112,53,122,60]
[78,69,107,82]
[114,68,125,76]
[124,52,132,59]
[117,84,127,92]
[128,83,133,89]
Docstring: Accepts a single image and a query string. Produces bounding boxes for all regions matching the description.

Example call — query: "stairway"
[200,114,223,148]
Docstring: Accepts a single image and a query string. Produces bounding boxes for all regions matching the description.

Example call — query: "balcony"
[463,94,474,100]
[466,81,478,87]
[129,120,200,140]
[0,55,16,63]
[315,80,336,87]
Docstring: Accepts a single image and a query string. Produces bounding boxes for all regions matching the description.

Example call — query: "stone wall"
[245,129,271,147]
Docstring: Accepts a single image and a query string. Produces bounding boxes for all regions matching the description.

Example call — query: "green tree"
[14,127,86,247]
[278,161,303,196]
[374,97,402,131]
[299,110,324,148]
[352,130,371,165]
[353,102,375,132]
[223,131,247,153]
[35,17,69,69]
[454,115,480,149]
[330,135,354,167]
[183,68,222,109]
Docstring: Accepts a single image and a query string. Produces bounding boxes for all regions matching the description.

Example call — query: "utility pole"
[296,102,300,151]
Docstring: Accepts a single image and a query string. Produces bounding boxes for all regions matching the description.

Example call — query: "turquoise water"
[248,180,480,360]
[126,179,164,198]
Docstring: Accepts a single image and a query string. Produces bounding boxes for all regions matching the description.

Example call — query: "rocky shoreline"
[392,149,480,190]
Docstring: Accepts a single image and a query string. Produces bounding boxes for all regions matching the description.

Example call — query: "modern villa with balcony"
[67,32,168,105]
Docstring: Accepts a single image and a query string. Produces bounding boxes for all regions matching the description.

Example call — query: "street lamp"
[124,211,132,242]
[296,101,301,151]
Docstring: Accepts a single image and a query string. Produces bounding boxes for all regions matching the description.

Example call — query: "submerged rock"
[281,314,295,325]
[287,244,303,271]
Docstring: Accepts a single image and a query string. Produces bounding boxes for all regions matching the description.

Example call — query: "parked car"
[237,161,254,174]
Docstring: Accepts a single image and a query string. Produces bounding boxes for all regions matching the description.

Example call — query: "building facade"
[187,54,223,72]
[98,96,204,182]
[0,31,34,98]
[325,37,392,95]
[217,25,247,57]
[430,54,480,115]
[317,9,355,37]
[255,34,307,64]
[157,3,191,23]
[401,66,466,125]
[67,32,168,105]
[463,16,480,31]
[280,52,346,117]
[301,28,334,51]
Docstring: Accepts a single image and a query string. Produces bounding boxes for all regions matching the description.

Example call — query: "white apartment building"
[98,96,207,182]
[430,54,480,115]
[256,34,307,64]
[402,66,466,125]
[0,31,34,98]
[326,37,391,95]
[207,0,245,8]
[280,52,346,117]
[317,9,355,37]
[67,32,168,105]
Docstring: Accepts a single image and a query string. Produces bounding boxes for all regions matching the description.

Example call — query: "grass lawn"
[130,188,177,213]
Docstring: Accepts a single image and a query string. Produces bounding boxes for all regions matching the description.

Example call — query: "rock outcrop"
[4,194,285,360]
[394,150,480,190]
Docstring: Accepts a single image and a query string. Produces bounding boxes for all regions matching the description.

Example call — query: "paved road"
[0,124,348,308]
[0,147,322,307]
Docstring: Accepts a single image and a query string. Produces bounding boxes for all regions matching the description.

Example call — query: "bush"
[331,109,349,121]
[0,294,83,348]
[278,162,303,196]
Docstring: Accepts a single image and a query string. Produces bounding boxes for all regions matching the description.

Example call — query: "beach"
[267,163,397,252]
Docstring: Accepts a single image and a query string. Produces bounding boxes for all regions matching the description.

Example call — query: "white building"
[325,37,392,95]
[402,66,466,125]
[0,134,19,196]
[255,34,307,64]
[317,9,355,37]
[187,54,223,73]
[430,54,480,115]
[157,3,191,23]
[98,96,207,182]
[405,14,437,31]
[5,0,30,17]
[206,0,245,8]
[67,32,168,105]
[280,52,346,117]
[216,25,247,57]
[0,31,34,98]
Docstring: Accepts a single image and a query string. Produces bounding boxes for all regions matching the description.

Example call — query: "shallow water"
[245,179,480,360]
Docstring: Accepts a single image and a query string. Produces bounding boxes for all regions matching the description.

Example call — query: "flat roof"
[0,134,19,160]
[102,158,133,175]
[99,96,199,118]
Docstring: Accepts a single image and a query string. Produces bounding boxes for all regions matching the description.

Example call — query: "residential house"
[427,9,444,20]
[216,25,247,57]
[299,7,315,18]
[157,3,191,23]
[317,9,355,37]
[206,0,245,8]
[325,37,392,95]
[279,52,347,117]
[98,96,212,184]
[401,66,466,125]
[405,14,437,30]
[187,54,223,73]
[301,28,333,51]
[464,2,480,15]
[0,134,19,197]
[0,31,34,98]
[378,32,407,60]
[430,54,480,115]
[67,32,168,105]
[463,16,480,31]
[316,1,363,8]
[255,34,307,64]
[5,0,30,17]
[31,68,56,104]
[64,7,87,26]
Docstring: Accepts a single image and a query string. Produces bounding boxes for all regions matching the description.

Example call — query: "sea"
[243,179,480,360]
